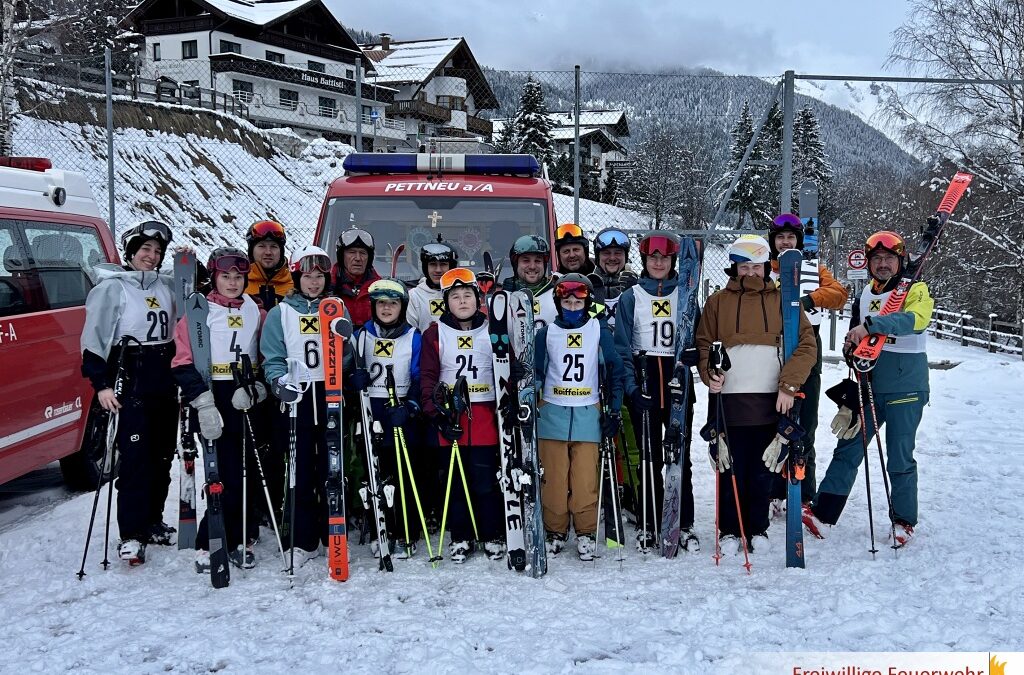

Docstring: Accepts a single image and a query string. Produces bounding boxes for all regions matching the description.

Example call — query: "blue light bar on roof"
[343,153,540,177]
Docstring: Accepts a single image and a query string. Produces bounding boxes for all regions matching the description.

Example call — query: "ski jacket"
[695,274,816,425]
[260,292,353,385]
[849,279,933,394]
[769,259,848,311]
[80,264,177,397]
[171,292,267,403]
[407,278,444,332]
[245,263,294,309]
[419,312,498,447]
[357,320,422,404]
[331,264,381,329]
[535,315,624,442]
[614,273,686,403]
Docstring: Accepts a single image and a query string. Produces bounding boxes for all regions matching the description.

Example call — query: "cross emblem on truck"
[428,211,443,227]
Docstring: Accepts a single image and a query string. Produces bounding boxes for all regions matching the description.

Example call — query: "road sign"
[369,109,380,120]
[847,269,868,280]
[848,249,867,270]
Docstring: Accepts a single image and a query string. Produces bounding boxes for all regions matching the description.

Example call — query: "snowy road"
[1,338,1021,673]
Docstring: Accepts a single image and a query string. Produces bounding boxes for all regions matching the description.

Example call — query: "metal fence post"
[355,61,363,151]
[573,64,580,226]
[959,314,966,346]
[104,47,115,239]
[988,313,997,353]
[780,70,795,214]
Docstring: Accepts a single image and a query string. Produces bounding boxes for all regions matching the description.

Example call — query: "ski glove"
[800,295,815,311]
[601,412,621,438]
[435,417,463,442]
[190,391,223,441]
[231,381,267,410]
[272,376,301,404]
[629,389,655,411]
[699,420,730,473]
[348,368,371,392]
[385,399,419,428]
[678,347,699,369]
[830,406,861,440]
[762,435,789,473]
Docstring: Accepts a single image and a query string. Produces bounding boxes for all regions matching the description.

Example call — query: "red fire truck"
[0,157,119,488]
[314,153,557,278]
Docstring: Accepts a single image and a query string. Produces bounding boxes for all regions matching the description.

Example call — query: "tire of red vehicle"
[60,397,117,491]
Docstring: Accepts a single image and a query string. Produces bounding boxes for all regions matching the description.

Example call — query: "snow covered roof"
[550,127,625,152]
[547,110,630,137]
[200,0,314,26]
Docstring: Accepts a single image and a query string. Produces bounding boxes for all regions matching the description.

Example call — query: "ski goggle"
[292,254,331,274]
[594,229,629,251]
[122,221,173,248]
[770,213,802,231]
[249,219,286,242]
[555,223,585,241]
[421,243,456,260]
[440,267,477,292]
[866,231,905,257]
[209,254,251,274]
[639,234,680,256]
[339,228,374,249]
[554,281,590,300]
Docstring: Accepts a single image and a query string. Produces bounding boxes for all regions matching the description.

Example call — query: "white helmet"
[290,245,331,274]
[727,234,771,264]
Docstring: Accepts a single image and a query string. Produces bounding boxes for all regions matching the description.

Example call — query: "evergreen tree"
[492,114,520,154]
[720,101,775,228]
[602,167,619,206]
[549,151,574,196]
[622,124,690,229]
[515,76,554,166]
[792,105,834,207]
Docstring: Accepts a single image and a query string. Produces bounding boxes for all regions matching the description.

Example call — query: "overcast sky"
[327,0,911,75]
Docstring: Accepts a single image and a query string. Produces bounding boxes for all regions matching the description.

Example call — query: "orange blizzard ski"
[848,172,972,372]
[320,297,352,581]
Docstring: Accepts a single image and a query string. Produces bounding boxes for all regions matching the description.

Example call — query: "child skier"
[535,274,624,559]
[407,237,457,332]
[419,268,504,563]
[172,247,268,572]
[695,235,816,554]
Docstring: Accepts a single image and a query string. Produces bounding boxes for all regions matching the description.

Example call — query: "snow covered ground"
[1,338,1021,673]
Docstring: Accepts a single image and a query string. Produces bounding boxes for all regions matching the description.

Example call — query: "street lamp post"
[829,218,845,350]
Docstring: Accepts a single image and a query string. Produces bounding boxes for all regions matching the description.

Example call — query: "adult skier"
[768,213,848,507]
[407,238,457,332]
[500,234,557,328]
[804,231,933,548]
[588,227,639,327]
[332,227,380,329]
[535,274,624,559]
[554,222,596,275]
[244,219,293,309]
[695,234,816,554]
[80,221,179,564]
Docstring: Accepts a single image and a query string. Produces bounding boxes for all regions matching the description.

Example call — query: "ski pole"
[710,341,751,573]
[385,364,427,559]
[635,351,656,552]
[434,441,458,566]
[77,396,120,578]
[859,373,898,552]
[853,372,879,558]
[283,358,311,575]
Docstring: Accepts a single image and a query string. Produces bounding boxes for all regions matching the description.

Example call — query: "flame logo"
[990,654,1006,675]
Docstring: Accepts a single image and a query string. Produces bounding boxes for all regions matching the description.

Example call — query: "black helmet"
[121,220,172,268]
[419,236,458,280]
[554,222,589,251]
[767,213,804,257]
[553,271,594,318]
[592,227,630,256]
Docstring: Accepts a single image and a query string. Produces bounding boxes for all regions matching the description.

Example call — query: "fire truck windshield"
[320,196,550,280]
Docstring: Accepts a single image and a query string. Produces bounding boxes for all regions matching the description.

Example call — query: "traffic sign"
[847,269,868,280]
[848,249,867,270]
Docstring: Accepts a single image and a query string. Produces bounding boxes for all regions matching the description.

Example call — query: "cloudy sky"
[327,0,912,75]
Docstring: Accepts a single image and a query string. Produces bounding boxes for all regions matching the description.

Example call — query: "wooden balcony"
[388,99,451,124]
[466,114,492,137]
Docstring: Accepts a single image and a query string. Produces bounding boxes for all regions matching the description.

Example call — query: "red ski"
[319,297,351,581]
[848,172,972,372]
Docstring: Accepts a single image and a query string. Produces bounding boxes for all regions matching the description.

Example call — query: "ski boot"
[890,521,914,548]
[147,521,176,546]
[801,503,829,540]
[634,529,656,553]
[748,532,769,554]
[396,541,418,560]
[545,532,566,555]
[448,540,473,564]
[117,539,146,566]
[576,534,596,561]
[681,528,700,553]
[483,539,506,561]
[716,534,742,557]
[195,550,210,573]
[229,544,256,569]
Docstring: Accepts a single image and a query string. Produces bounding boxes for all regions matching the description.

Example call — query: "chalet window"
[436,95,465,111]
[318,96,336,117]
[266,51,285,64]
[152,43,161,62]
[181,40,198,60]
[308,60,325,73]
[279,89,299,110]
[219,40,241,55]
[232,79,253,103]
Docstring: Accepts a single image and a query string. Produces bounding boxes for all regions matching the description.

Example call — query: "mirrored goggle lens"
[440,268,476,289]
[770,214,802,230]
[639,235,680,256]
[422,243,453,257]
[596,229,629,248]
[340,229,374,248]
[139,221,173,242]
[296,255,331,273]
[212,255,251,274]
[250,220,285,239]
[866,233,904,256]
[555,281,590,299]
[556,223,584,240]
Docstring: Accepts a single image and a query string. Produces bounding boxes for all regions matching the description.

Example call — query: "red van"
[314,153,557,278]
[0,157,120,488]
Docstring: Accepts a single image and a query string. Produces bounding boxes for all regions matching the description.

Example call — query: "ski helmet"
[768,213,804,257]
[246,220,287,268]
[289,245,331,292]
[419,236,458,281]
[638,231,680,274]
[726,234,771,277]
[439,267,480,306]
[207,246,250,282]
[865,230,906,278]
[554,222,589,252]
[553,272,594,318]
[368,277,410,326]
[509,234,550,273]
[120,220,173,269]
[336,227,375,261]
[592,227,631,256]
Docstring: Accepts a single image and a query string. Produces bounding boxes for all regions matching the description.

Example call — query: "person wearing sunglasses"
[408,237,458,332]
[419,268,504,564]
[695,234,816,557]
[534,274,624,560]
[765,214,849,515]
[805,231,933,548]
[332,227,381,329]
[554,223,596,276]
[173,247,269,573]
[613,231,703,552]
[259,245,352,566]
[500,234,558,328]
[80,220,181,565]
[244,220,293,310]
[589,227,639,327]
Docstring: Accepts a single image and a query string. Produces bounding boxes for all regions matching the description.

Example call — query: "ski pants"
[114,390,177,542]
[771,332,823,503]
[625,396,694,535]
[717,423,776,539]
[813,389,928,527]
[539,439,599,536]
[196,384,258,552]
[441,443,503,543]
[281,387,328,553]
